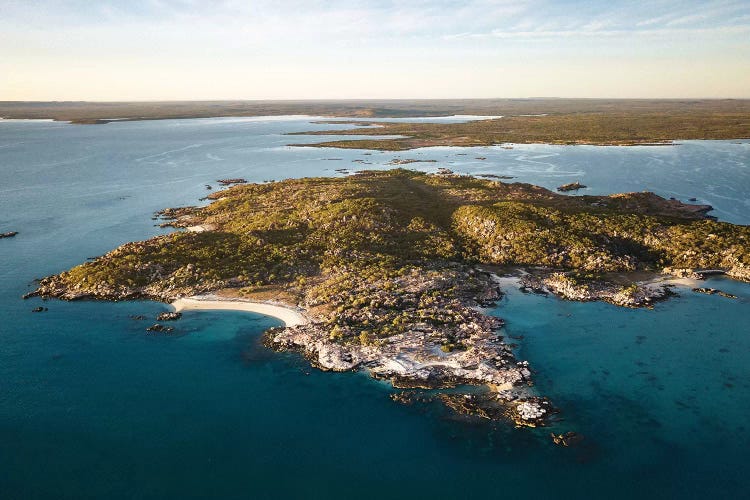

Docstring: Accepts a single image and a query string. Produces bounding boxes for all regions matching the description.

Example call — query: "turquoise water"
[1,117,749,498]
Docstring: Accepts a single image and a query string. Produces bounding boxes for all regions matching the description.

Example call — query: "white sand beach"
[171,296,308,327]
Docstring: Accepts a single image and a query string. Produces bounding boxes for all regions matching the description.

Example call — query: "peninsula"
[30,170,750,425]
[290,111,750,150]
[2,100,749,149]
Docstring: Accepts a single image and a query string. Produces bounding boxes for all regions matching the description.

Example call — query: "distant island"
[30,169,750,426]
[289,110,750,150]
[2,99,749,150]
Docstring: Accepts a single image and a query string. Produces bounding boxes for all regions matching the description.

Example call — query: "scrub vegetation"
[36,169,750,345]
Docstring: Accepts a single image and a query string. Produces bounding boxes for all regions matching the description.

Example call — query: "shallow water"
[1,117,749,498]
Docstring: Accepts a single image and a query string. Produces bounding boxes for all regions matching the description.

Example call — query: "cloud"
[446,24,750,41]
[1,0,748,99]
[3,0,749,42]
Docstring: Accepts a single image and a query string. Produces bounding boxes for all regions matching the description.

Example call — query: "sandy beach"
[171,296,308,327]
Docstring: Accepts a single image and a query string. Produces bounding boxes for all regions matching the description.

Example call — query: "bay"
[1,116,748,499]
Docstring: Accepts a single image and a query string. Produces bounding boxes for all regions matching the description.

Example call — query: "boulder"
[156,311,182,321]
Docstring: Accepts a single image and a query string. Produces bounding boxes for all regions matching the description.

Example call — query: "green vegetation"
[291,111,750,150]
[37,169,750,344]
[5,99,746,149]
[455,202,749,272]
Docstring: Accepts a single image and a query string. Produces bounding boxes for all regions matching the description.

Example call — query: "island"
[29,169,750,426]
[557,182,587,192]
[284,100,750,150]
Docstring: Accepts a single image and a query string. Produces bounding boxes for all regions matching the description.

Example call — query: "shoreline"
[171,296,308,327]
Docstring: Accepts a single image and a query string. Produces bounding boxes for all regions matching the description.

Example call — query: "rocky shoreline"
[31,258,739,427]
[32,262,554,427]
[27,169,750,429]
[518,272,675,308]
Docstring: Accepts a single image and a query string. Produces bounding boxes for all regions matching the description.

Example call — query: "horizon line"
[3,97,750,104]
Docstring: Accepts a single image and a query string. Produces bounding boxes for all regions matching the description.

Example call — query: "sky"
[1,0,749,100]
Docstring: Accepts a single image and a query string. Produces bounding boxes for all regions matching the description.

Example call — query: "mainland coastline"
[2,99,750,150]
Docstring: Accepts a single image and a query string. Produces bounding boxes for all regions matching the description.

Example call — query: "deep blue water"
[1,117,749,499]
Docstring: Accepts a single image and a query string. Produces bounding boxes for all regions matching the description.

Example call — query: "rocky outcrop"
[146,323,174,333]
[664,265,750,283]
[662,267,705,280]
[1,231,18,238]
[260,270,550,425]
[692,287,737,299]
[521,272,673,308]
[557,182,586,192]
[153,206,201,228]
[508,398,556,427]
[727,266,750,282]
[216,178,247,185]
[387,159,437,165]
[156,311,182,321]
[551,431,584,447]
[268,312,526,390]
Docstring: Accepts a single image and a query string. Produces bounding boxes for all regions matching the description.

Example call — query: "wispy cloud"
[446,24,750,41]
[1,0,748,99]
[3,0,749,41]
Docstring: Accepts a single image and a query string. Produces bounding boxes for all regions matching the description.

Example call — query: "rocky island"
[557,182,587,192]
[29,169,750,426]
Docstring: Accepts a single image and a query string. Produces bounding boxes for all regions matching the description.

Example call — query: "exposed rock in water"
[389,391,433,406]
[520,273,674,308]
[557,181,586,192]
[438,392,557,427]
[477,174,515,179]
[387,159,437,165]
[156,311,182,321]
[551,431,585,447]
[31,306,48,312]
[1,231,18,239]
[508,398,557,427]
[216,178,247,185]
[692,287,737,299]
[146,323,174,333]
[153,206,201,228]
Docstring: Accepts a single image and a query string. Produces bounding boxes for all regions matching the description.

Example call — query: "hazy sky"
[1,0,749,100]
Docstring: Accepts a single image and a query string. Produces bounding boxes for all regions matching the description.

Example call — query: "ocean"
[1,116,749,499]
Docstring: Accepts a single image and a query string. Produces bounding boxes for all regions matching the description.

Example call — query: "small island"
[29,169,750,426]
[557,182,587,192]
